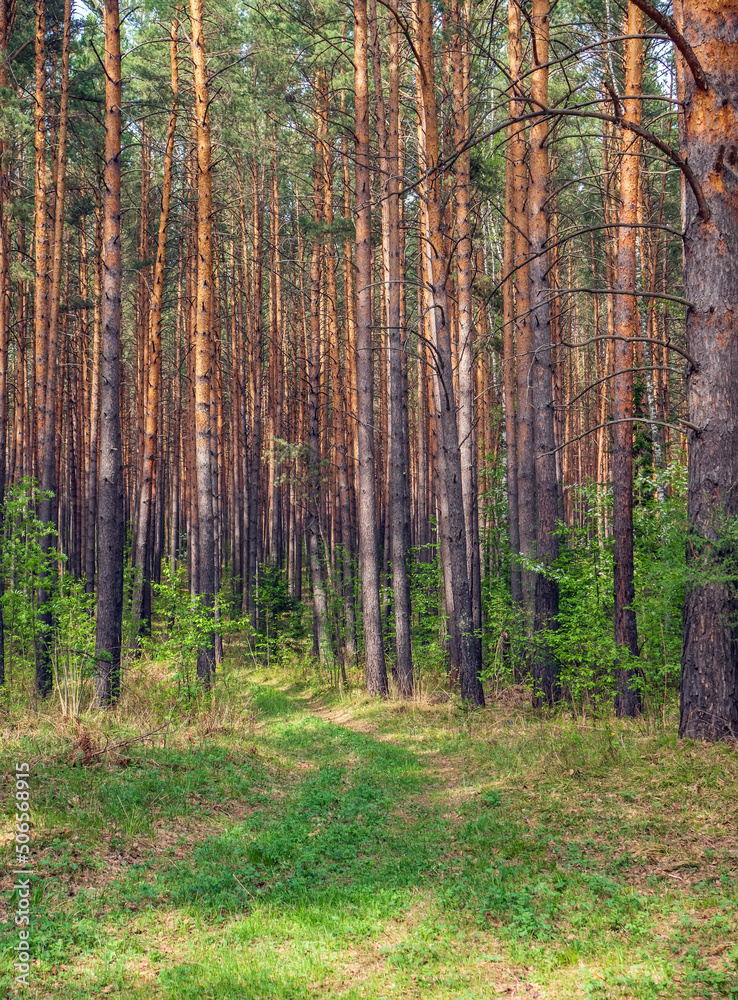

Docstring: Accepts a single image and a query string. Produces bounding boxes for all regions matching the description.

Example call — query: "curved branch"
[558,331,698,371]
[558,365,683,408]
[629,0,708,91]
[526,102,711,220]
[541,417,700,457]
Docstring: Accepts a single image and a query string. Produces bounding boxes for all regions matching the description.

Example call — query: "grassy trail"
[1,665,738,998]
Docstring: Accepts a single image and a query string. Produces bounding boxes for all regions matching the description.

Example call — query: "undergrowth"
[0,654,736,999]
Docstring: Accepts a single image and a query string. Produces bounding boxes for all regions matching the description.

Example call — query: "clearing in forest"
[1,660,737,999]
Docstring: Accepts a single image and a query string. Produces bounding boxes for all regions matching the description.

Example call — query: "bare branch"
[542,417,700,457]
[629,0,708,91]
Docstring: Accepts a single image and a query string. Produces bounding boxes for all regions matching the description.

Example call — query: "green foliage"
[148,563,215,702]
[547,489,623,711]
[253,563,306,665]
[51,576,96,716]
[476,460,688,713]
[632,463,688,711]
[1,479,62,683]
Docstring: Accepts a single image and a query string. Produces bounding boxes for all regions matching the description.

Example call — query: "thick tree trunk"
[679,0,738,742]
[355,0,388,696]
[95,0,125,706]
[613,3,643,716]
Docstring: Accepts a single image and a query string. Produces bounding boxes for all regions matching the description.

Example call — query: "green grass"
[1,656,738,998]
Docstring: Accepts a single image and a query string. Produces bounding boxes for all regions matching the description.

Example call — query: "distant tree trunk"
[451,0,482,637]
[0,0,15,684]
[248,160,263,628]
[509,0,536,628]
[678,0,738,741]
[85,195,103,593]
[307,121,329,662]
[267,135,283,568]
[355,0,388,696]
[190,0,216,685]
[416,0,484,705]
[95,0,125,706]
[613,2,643,717]
[503,0,522,610]
[528,0,560,706]
[370,7,413,695]
[32,0,53,697]
[132,20,178,636]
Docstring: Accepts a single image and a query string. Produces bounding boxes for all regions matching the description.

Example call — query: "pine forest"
[0,1,737,997]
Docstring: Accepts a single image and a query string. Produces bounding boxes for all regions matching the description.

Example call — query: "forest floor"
[1,652,738,999]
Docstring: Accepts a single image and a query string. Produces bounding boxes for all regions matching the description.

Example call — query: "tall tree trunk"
[370,7,413,694]
[247,160,263,628]
[132,20,178,635]
[510,0,536,628]
[613,2,643,716]
[0,0,15,684]
[387,15,413,695]
[33,0,53,696]
[503,0,522,609]
[95,0,125,706]
[416,0,484,704]
[355,0,388,696]
[679,0,738,741]
[307,115,329,662]
[190,0,216,684]
[85,196,103,593]
[528,0,560,706]
[451,0,482,636]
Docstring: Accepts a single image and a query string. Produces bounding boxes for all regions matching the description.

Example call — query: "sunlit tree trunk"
[0,0,15,684]
[307,102,329,662]
[451,0,482,636]
[613,2,643,716]
[190,0,217,684]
